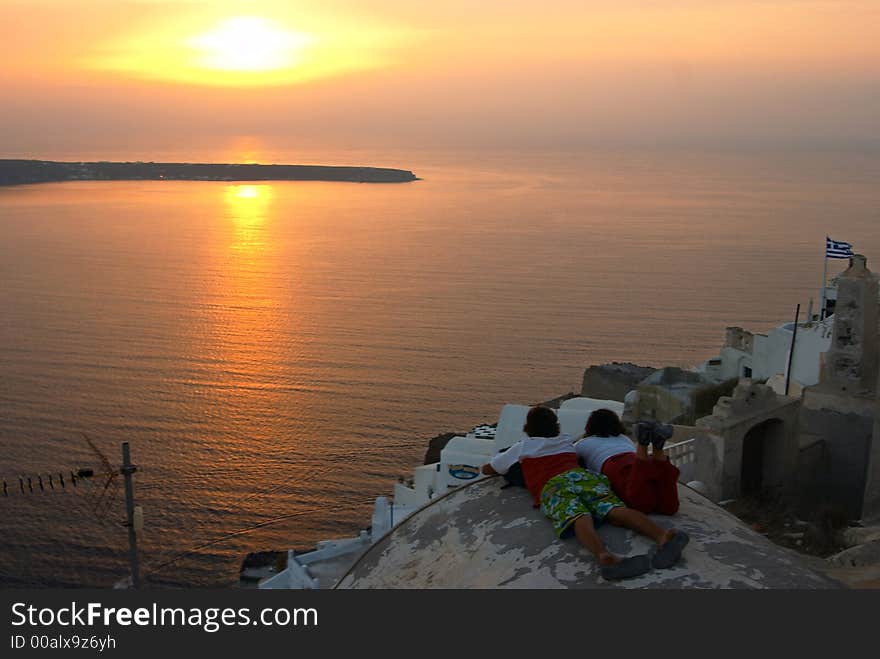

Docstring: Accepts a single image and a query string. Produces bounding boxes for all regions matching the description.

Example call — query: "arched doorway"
[740,418,785,499]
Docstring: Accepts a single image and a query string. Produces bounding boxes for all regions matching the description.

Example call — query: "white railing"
[665,438,698,482]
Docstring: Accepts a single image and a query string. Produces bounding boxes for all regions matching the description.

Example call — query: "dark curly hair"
[523,405,560,438]
[584,408,625,438]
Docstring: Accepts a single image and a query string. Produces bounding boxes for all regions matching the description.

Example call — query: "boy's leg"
[573,514,618,566]
[606,505,689,569]
[574,514,652,580]
[606,506,675,546]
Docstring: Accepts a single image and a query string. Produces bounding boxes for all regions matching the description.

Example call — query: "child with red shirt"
[482,406,688,580]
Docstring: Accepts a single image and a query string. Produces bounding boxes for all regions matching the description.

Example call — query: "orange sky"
[2,0,879,157]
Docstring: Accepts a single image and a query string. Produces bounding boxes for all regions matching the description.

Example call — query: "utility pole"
[784,304,800,397]
[121,442,140,589]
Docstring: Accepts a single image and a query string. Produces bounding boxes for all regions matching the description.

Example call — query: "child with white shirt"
[575,408,680,516]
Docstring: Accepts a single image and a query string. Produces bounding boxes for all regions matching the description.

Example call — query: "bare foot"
[598,551,619,567]
[658,528,677,547]
[652,529,690,569]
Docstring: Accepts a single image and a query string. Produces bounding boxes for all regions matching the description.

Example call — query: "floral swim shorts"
[540,468,624,537]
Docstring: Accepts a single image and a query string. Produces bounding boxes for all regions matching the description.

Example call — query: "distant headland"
[0,159,419,186]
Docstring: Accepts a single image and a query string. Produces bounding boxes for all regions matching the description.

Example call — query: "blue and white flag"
[826,236,854,259]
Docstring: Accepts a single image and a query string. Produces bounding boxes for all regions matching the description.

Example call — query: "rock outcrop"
[581,362,656,402]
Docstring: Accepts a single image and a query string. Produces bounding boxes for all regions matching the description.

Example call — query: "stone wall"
[798,254,880,521]
[798,405,873,518]
[866,399,880,522]
[821,254,878,396]
[725,327,755,353]
[696,380,801,503]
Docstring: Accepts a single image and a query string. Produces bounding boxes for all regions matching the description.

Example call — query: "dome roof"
[337,479,838,589]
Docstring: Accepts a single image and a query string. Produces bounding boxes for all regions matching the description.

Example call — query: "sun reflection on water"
[224,184,274,252]
[211,182,286,407]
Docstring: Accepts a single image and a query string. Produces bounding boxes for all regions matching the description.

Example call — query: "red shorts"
[602,452,680,515]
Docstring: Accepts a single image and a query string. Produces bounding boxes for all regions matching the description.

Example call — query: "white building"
[701,319,833,394]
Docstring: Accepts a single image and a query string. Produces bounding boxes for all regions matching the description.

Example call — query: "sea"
[1,147,878,587]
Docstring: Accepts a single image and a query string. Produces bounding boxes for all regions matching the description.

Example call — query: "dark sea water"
[1,148,878,587]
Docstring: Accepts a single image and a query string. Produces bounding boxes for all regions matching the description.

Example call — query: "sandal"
[651,423,674,452]
[652,530,690,569]
[600,554,651,580]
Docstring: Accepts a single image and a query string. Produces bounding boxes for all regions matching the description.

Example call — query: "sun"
[88,12,403,86]
[187,16,314,73]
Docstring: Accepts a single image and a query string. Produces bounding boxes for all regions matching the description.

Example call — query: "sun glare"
[87,11,404,86]
[86,8,413,87]
[188,17,313,72]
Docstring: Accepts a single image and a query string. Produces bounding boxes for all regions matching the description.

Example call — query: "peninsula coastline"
[0,159,419,186]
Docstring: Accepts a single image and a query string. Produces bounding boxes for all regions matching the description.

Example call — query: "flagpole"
[820,238,829,320]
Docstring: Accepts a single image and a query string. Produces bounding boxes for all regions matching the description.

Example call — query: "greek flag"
[826,237,854,259]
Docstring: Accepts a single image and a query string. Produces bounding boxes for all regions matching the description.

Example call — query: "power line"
[128,459,339,574]
[138,470,318,574]
[143,497,375,576]
[3,432,385,586]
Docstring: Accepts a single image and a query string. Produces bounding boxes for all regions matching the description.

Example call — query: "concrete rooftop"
[337,478,839,589]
